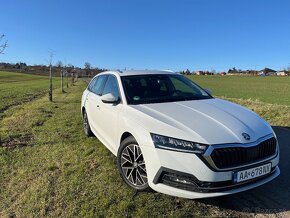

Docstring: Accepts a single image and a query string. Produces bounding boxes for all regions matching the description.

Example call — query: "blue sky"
[1,0,290,71]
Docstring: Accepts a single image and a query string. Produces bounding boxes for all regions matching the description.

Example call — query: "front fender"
[81,89,90,115]
[118,116,153,150]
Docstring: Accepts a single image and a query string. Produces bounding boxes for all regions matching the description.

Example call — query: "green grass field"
[0,72,289,217]
[0,71,60,117]
[188,75,290,106]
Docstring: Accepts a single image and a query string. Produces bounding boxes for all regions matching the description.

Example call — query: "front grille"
[210,137,277,169]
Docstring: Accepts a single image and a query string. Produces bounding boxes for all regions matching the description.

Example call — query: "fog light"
[162,173,198,187]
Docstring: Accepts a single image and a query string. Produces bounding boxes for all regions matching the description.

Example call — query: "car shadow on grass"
[197,126,290,216]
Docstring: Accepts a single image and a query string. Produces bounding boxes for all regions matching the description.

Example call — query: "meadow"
[0,71,60,118]
[188,75,290,106]
[0,72,289,217]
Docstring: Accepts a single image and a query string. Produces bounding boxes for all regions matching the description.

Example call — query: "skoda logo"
[242,133,251,140]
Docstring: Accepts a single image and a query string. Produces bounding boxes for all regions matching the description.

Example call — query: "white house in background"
[258,68,277,76]
[276,71,288,76]
[258,71,266,76]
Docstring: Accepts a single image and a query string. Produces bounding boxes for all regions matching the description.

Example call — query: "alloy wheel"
[83,111,93,137]
[83,112,89,134]
[120,144,147,187]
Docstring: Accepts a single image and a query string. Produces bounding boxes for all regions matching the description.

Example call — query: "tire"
[83,110,94,137]
[117,136,149,191]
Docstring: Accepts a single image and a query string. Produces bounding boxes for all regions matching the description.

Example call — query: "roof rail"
[161,69,175,73]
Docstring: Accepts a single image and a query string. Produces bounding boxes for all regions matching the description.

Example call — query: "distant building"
[258,72,266,76]
[259,68,277,76]
[194,71,202,75]
[276,71,288,76]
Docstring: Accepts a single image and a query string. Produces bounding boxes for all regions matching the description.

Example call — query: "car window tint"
[88,77,98,92]
[102,75,120,100]
[170,77,197,93]
[122,75,172,102]
[92,75,108,95]
[121,74,211,104]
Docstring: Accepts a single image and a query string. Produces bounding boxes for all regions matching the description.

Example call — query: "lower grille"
[210,137,277,169]
[153,166,277,193]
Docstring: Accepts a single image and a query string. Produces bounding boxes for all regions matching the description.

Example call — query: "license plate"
[234,163,272,183]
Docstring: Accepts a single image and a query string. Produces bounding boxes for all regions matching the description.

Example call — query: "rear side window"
[91,75,108,95]
[102,75,121,100]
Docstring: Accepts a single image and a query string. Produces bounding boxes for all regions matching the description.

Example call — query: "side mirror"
[101,93,119,104]
[204,88,212,95]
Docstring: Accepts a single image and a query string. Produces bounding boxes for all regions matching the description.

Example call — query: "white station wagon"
[81,70,279,199]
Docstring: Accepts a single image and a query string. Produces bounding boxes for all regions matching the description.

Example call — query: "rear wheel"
[117,136,149,190]
[83,110,94,137]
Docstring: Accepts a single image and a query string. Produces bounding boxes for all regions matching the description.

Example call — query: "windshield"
[121,74,213,105]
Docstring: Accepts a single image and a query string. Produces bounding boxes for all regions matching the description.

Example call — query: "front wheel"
[83,110,94,137]
[117,136,149,190]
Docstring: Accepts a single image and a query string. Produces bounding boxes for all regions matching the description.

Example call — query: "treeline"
[0,62,106,77]
[179,67,290,76]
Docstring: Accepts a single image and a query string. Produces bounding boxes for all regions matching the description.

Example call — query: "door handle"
[96,105,100,110]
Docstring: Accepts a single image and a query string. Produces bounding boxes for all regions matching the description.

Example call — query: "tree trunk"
[61,70,64,93]
[66,73,69,88]
[71,73,74,86]
[49,65,52,101]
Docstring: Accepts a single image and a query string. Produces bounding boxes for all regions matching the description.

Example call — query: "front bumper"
[141,143,280,199]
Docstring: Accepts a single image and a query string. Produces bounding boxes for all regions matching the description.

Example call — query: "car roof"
[98,70,177,77]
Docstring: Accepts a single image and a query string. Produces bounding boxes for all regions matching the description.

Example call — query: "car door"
[98,75,123,153]
[85,75,108,136]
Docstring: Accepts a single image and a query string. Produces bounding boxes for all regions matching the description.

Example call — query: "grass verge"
[224,97,290,127]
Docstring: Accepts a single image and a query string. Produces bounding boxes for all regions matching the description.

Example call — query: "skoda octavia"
[81,70,279,198]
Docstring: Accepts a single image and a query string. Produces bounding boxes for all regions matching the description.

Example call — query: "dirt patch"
[39,108,54,118]
[0,94,45,120]
[32,121,44,127]
[0,134,34,148]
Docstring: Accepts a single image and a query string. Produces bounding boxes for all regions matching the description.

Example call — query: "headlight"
[151,133,208,154]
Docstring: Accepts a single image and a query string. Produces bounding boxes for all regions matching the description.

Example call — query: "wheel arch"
[118,118,151,154]
[81,106,86,116]
[120,132,134,145]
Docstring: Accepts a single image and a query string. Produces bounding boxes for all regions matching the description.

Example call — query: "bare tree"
[84,62,91,76]
[71,69,75,86]
[55,60,63,68]
[48,51,54,102]
[67,64,74,69]
[61,67,66,93]
[66,71,69,88]
[66,64,73,88]
[0,34,8,54]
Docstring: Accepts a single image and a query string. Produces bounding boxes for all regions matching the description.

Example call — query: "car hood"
[127,98,273,145]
